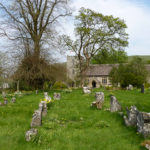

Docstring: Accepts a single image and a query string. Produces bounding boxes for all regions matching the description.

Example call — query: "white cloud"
[63,0,150,56]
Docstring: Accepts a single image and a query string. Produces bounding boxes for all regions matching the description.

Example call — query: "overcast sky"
[61,0,150,56]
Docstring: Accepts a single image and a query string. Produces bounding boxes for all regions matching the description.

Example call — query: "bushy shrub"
[109,57,148,88]
[52,81,67,89]
[144,83,150,88]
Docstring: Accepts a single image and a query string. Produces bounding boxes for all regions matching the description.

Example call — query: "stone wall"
[85,76,112,88]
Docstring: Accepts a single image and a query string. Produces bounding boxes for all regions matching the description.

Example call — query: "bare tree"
[0,0,71,89]
[0,0,71,57]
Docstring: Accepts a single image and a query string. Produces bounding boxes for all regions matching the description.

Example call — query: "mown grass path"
[0,89,149,150]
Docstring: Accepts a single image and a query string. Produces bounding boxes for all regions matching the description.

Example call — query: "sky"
[61,0,150,56]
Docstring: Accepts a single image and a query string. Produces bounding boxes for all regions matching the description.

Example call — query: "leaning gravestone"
[137,112,150,137]
[123,106,138,127]
[54,93,61,100]
[39,101,47,117]
[83,87,91,94]
[110,96,122,112]
[11,97,16,103]
[31,110,42,127]
[25,128,38,142]
[91,92,104,109]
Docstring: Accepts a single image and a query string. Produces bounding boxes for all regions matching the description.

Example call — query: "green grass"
[0,89,150,150]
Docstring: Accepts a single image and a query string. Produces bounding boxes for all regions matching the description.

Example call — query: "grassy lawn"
[0,88,150,150]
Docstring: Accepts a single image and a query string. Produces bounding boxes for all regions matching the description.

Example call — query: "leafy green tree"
[109,57,148,88]
[91,49,128,64]
[62,8,128,83]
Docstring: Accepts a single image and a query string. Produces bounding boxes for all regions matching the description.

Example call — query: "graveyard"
[1,1,150,150]
[0,88,150,150]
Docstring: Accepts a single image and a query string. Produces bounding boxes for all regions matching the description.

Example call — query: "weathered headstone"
[141,84,144,93]
[123,106,138,126]
[91,92,104,109]
[110,96,122,112]
[0,101,2,106]
[54,93,61,100]
[11,97,16,103]
[126,84,133,90]
[4,99,8,105]
[25,128,38,142]
[39,101,47,117]
[2,91,6,98]
[36,90,38,94]
[44,92,51,101]
[137,112,150,137]
[31,110,42,127]
[83,87,91,94]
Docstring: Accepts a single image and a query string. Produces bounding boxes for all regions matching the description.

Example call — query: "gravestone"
[137,112,150,137]
[31,110,42,127]
[83,87,91,94]
[123,106,138,126]
[110,96,122,112]
[36,90,38,94]
[54,93,61,100]
[91,92,104,109]
[126,84,133,90]
[44,92,51,101]
[4,99,8,105]
[39,101,47,117]
[11,97,16,103]
[141,84,144,93]
[25,128,38,142]
[2,91,6,98]
[0,101,2,106]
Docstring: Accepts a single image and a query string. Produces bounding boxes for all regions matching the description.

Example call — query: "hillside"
[128,55,150,63]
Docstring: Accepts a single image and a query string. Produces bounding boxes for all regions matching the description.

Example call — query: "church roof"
[85,64,119,76]
[85,64,150,76]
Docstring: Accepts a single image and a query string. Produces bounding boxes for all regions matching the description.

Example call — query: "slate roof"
[85,64,150,77]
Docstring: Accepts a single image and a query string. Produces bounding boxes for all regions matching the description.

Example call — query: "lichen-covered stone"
[44,92,51,101]
[137,112,150,137]
[126,84,133,90]
[25,128,38,142]
[124,106,138,126]
[4,99,8,105]
[54,93,61,100]
[31,110,42,127]
[11,97,16,103]
[39,101,47,117]
[91,92,104,109]
[83,87,91,94]
[110,96,121,112]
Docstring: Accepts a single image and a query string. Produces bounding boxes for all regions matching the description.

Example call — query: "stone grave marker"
[110,96,122,112]
[31,110,42,127]
[25,128,38,142]
[54,93,61,100]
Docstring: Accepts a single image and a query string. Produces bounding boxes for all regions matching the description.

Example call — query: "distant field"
[128,55,150,63]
